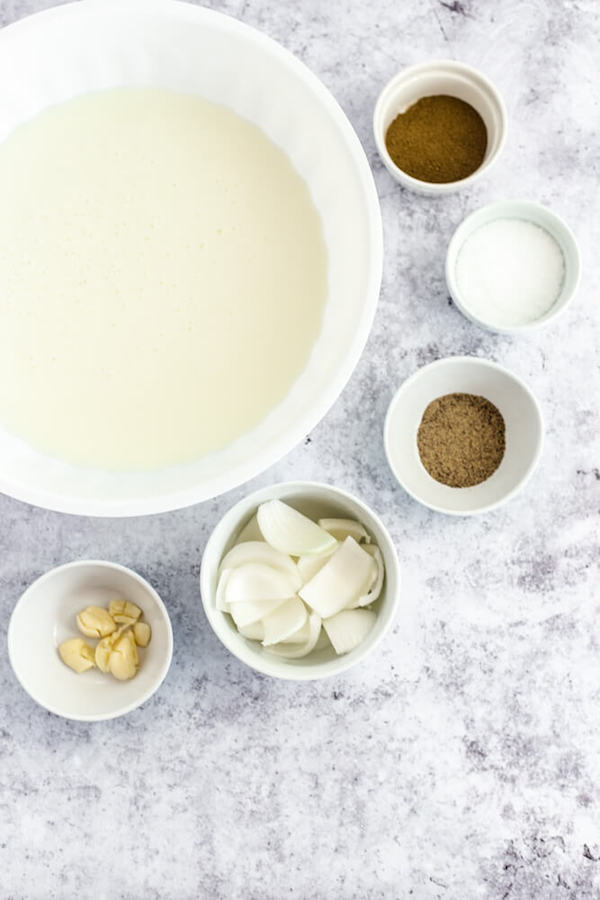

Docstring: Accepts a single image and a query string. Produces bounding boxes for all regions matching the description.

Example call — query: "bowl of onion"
[199,482,400,680]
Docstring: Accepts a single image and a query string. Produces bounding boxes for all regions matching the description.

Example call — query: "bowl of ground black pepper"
[384,356,543,515]
[373,60,507,195]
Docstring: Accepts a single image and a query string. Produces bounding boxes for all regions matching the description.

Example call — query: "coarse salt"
[455,217,565,328]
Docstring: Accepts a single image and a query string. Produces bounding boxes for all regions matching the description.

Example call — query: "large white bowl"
[8,560,173,721]
[0,0,382,516]
[200,482,400,680]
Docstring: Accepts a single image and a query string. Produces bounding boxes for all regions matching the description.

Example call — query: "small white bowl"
[384,357,543,515]
[373,59,507,195]
[446,200,581,334]
[200,482,400,680]
[8,561,173,721]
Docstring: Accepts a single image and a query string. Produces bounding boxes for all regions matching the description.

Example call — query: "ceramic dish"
[446,199,581,334]
[0,0,382,516]
[373,59,506,195]
[384,356,543,515]
[200,482,400,680]
[7,560,173,721]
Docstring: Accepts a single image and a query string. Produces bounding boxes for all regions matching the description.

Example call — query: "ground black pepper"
[385,95,487,183]
[417,393,505,488]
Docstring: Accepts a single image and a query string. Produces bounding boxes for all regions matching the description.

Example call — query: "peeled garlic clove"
[224,563,298,605]
[261,597,307,646]
[130,631,139,666]
[299,537,376,618]
[257,500,337,557]
[235,513,263,543]
[323,609,376,655]
[318,518,371,544]
[238,620,265,641]
[133,621,151,648]
[108,629,138,680]
[95,634,114,672]
[58,637,96,673]
[267,612,322,659]
[113,615,137,626]
[95,623,131,671]
[220,541,301,588]
[296,541,338,584]
[109,599,142,624]
[76,606,117,639]
[229,597,287,629]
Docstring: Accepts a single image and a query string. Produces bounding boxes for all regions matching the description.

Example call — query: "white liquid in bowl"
[0,88,327,470]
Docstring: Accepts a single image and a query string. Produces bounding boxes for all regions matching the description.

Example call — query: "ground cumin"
[385,95,487,183]
[417,393,505,488]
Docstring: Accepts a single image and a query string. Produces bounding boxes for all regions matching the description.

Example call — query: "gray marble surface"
[1,0,599,897]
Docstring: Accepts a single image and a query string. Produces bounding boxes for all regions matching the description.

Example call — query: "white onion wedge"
[323,609,376,655]
[225,563,298,605]
[314,626,330,651]
[262,597,307,646]
[220,541,301,589]
[267,612,322,659]
[296,541,338,583]
[230,597,287,629]
[238,621,264,641]
[353,545,384,608]
[299,536,376,618]
[318,518,371,544]
[257,500,337,557]
[280,617,311,644]
[216,569,232,612]
[235,514,263,543]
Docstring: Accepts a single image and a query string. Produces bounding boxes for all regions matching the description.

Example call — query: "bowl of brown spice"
[373,60,506,195]
[384,356,543,515]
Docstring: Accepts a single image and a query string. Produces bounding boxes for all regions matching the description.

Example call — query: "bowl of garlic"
[200,482,400,679]
[7,560,173,721]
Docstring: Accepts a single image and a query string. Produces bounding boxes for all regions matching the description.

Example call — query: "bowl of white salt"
[445,200,580,335]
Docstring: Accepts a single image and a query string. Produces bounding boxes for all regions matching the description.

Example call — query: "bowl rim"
[199,480,400,680]
[373,58,507,195]
[7,559,174,721]
[0,0,383,517]
[384,355,545,516]
[445,199,581,334]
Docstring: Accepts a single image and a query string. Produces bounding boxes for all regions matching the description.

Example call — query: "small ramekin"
[384,356,544,516]
[199,481,400,680]
[446,199,581,334]
[373,59,507,196]
[8,560,173,721]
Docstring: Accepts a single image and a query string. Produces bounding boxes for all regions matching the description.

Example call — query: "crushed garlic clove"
[94,633,117,672]
[58,638,96,673]
[108,599,142,625]
[76,606,117,639]
[108,629,139,681]
[132,621,151,648]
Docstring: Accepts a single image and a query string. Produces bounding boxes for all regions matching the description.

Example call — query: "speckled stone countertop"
[1,1,599,898]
